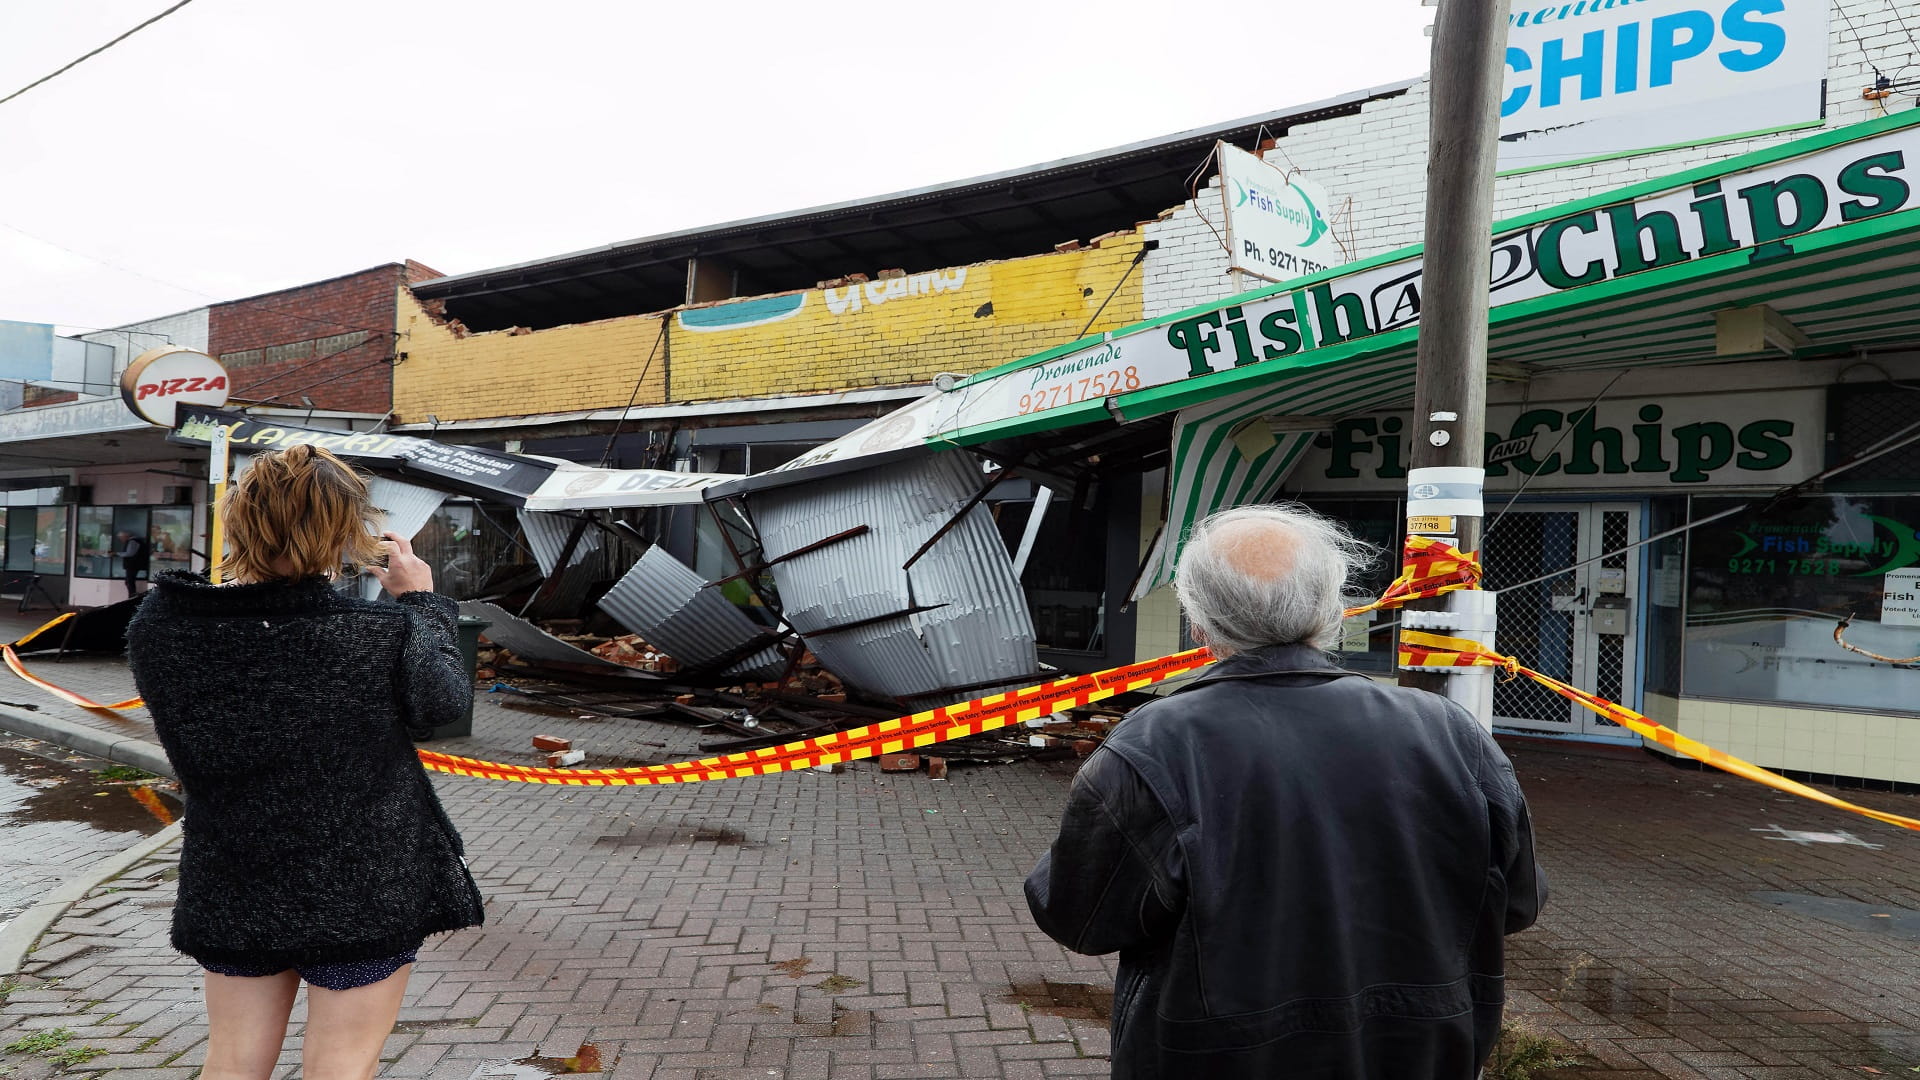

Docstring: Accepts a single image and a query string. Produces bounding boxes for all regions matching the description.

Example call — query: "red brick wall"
[208,262,440,414]
[22,386,78,407]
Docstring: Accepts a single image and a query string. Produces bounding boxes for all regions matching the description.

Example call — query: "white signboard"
[1218,143,1340,282]
[1882,568,1920,627]
[1499,0,1831,172]
[1289,392,1824,491]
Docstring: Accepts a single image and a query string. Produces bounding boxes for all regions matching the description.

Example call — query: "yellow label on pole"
[1406,515,1456,534]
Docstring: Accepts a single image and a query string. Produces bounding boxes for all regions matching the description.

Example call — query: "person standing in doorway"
[116,530,150,598]
[126,445,484,1080]
[1025,503,1546,1079]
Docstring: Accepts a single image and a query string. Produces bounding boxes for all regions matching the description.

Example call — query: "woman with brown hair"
[126,444,484,1080]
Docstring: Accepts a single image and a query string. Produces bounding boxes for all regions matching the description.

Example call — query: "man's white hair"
[1173,503,1377,656]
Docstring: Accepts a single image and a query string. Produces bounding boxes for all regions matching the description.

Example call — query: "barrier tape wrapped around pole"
[8,541,1920,835]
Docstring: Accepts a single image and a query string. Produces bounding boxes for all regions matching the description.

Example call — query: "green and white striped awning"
[922,110,1920,594]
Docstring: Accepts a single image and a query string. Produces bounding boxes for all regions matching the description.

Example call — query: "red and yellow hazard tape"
[416,649,1216,785]
[8,538,1920,834]
[4,613,144,714]
[1399,629,1920,833]
[1345,534,1481,617]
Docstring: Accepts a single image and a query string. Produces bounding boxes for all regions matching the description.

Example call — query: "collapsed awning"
[169,407,737,506]
[908,110,1920,593]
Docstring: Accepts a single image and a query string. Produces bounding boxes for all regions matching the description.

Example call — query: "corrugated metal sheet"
[516,509,601,615]
[456,599,639,672]
[357,478,450,602]
[597,547,785,679]
[518,510,603,574]
[748,452,1036,701]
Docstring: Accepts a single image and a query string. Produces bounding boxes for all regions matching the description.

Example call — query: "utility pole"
[1398,0,1511,726]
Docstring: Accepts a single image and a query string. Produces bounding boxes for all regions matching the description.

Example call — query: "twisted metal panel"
[597,546,785,680]
[748,452,1037,702]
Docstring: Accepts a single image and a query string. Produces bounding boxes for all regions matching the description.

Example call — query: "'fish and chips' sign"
[936,116,1920,439]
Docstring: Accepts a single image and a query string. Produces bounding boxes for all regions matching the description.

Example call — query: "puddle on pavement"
[1002,981,1112,1020]
[1753,891,1920,941]
[1533,947,1920,1071]
[593,821,755,849]
[0,744,178,834]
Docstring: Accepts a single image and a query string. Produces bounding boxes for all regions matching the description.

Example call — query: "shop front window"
[75,508,169,580]
[32,508,67,575]
[1683,494,1920,714]
[150,508,193,577]
[1306,499,1403,673]
[75,508,117,578]
[998,487,1108,654]
[5,512,31,572]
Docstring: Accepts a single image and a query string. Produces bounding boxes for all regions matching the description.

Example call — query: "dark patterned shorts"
[201,945,420,991]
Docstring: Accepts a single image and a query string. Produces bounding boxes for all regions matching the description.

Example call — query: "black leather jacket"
[1025,644,1545,1079]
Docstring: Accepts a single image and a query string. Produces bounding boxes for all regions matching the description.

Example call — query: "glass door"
[1482,503,1642,736]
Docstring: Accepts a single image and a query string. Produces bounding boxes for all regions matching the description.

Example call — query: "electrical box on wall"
[1591,596,1631,636]
[161,485,194,505]
[57,485,92,505]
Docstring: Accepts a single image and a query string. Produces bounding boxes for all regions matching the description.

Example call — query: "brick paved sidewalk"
[3,632,1920,1078]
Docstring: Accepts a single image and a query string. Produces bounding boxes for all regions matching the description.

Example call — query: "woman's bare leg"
[203,971,300,1080]
[301,964,412,1080]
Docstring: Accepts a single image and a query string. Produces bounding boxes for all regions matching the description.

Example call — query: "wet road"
[0,733,178,936]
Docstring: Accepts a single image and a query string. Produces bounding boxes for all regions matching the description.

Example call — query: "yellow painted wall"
[671,236,1145,401]
[391,236,1146,424]
[394,290,669,424]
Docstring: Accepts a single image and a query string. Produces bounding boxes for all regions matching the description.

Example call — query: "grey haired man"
[1025,503,1545,1079]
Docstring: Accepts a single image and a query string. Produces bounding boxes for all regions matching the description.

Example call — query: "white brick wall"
[1144,0,1915,318]
[76,307,211,398]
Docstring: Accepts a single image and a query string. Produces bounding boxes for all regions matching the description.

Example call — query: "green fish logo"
[1233,180,1248,208]
[1289,181,1329,247]
[1861,515,1920,576]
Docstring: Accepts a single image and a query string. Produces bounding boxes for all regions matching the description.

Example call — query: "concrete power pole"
[1398,0,1512,727]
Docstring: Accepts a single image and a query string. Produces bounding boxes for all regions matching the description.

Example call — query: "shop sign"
[935,117,1919,440]
[171,407,555,502]
[1499,0,1831,172]
[1289,392,1822,490]
[121,347,230,427]
[1218,143,1339,282]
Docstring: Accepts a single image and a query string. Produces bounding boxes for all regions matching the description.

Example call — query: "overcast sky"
[0,0,1432,333]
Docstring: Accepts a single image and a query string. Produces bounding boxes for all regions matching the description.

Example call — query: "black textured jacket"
[1025,644,1545,1079]
[127,572,484,968]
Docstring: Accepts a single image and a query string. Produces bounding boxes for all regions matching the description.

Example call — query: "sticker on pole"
[122,347,230,427]
[1405,467,1485,518]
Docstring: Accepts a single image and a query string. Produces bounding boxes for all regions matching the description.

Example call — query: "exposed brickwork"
[394,238,1145,425]
[20,386,78,408]
[209,263,437,415]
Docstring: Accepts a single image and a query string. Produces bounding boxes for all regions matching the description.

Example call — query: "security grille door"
[1481,504,1642,736]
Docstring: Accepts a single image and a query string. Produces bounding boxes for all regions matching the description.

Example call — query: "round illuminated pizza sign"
[121,347,231,427]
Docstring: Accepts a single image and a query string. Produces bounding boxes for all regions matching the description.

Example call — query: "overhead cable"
[0,0,200,109]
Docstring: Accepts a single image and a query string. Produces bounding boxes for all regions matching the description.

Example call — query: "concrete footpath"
[2,646,1920,1078]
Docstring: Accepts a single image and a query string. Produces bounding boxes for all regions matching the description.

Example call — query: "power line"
[0,220,401,339]
[1886,0,1920,80]
[0,0,200,109]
